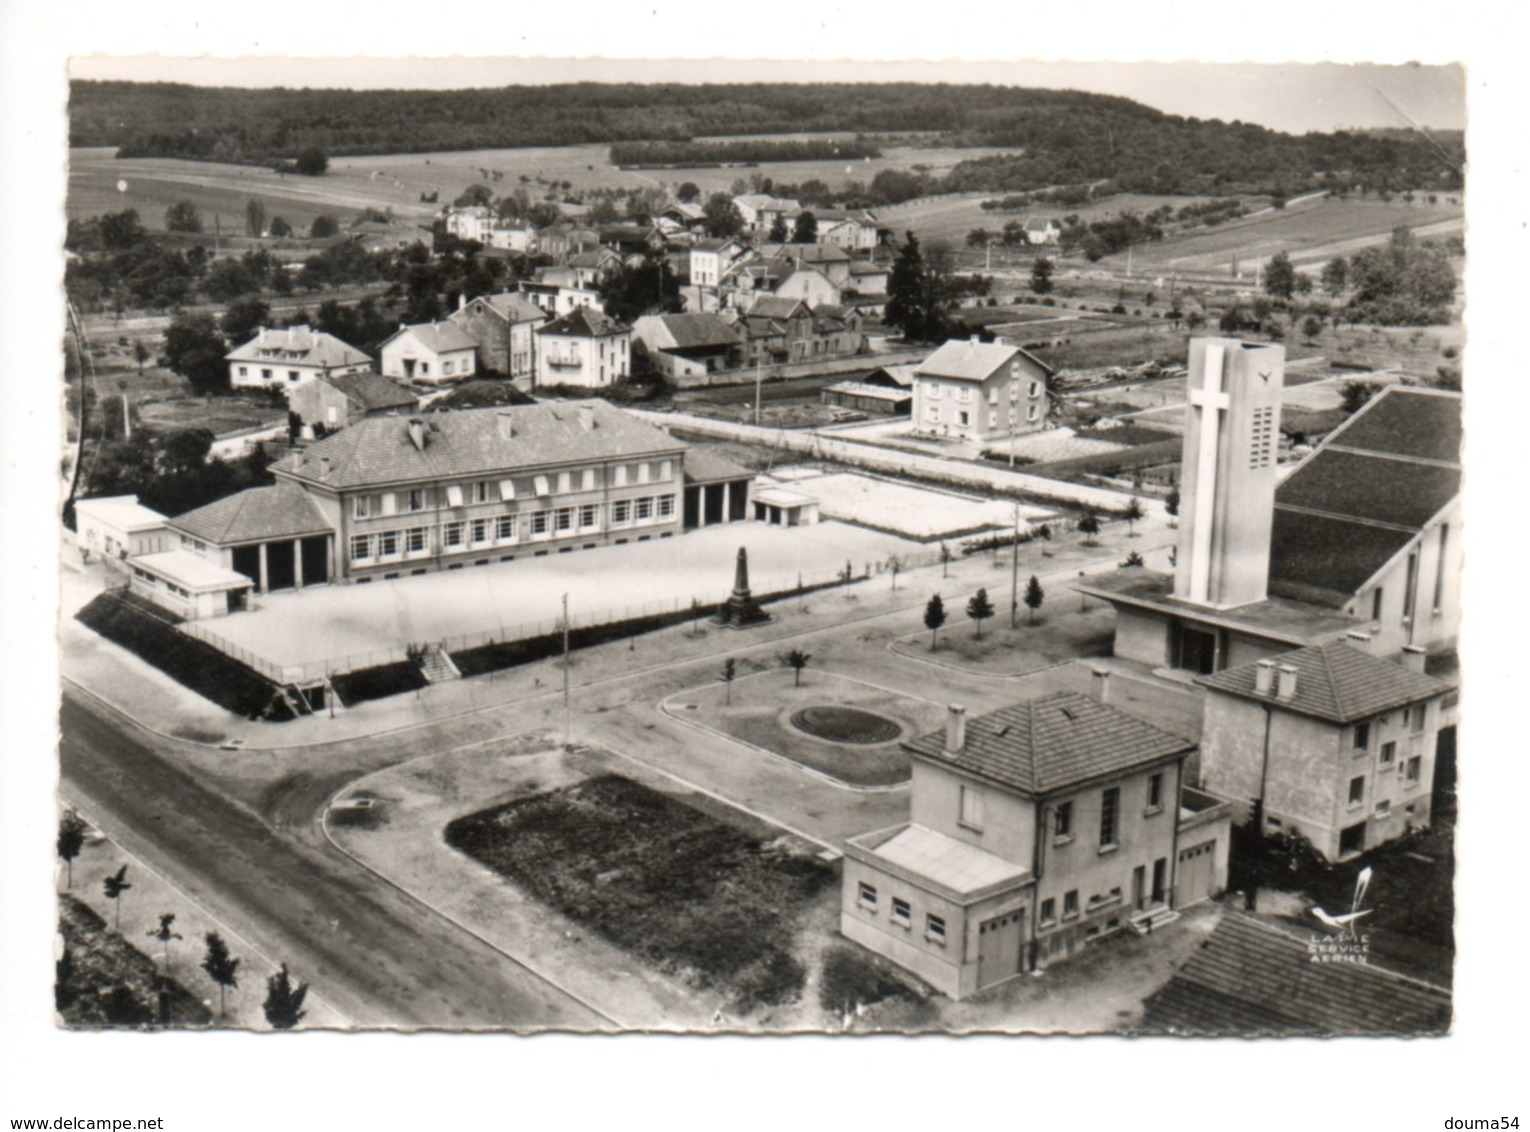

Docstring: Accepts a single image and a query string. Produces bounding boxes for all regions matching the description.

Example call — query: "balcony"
[1178,787,1232,835]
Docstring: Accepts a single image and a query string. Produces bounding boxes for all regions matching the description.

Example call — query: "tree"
[309,215,340,239]
[1078,510,1101,546]
[1023,575,1044,624]
[939,542,952,578]
[294,147,328,177]
[1037,523,1053,557]
[721,658,736,705]
[1264,251,1296,300]
[701,194,743,239]
[924,594,947,650]
[164,200,203,233]
[147,913,182,974]
[786,649,811,687]
[245,198,266,238]
[202,932,240,1019]
[101,985,154,1027]
[1123,495,1144,537]
[1302,315,1324,343]
[598,248,683,324]
[57,810,88,889]
[132,339,151,373]
[1030,256,1054,295]
[100,209,147,250]
[263,964,308,1030]
[884,232,952,343]
[1120,551,1146,567]
[767,215,789,243]
[1164,487,1180,524]
[268,216,293,239]
[56,940,76,1013]
[1320,257,1348,298]
[966,589,995,640]
[103,865,131,930]
[677,181,701,204]
[161,312,228,395]
[1340,379,1383,415]
[791,210,818,244]
[221,297,271,347]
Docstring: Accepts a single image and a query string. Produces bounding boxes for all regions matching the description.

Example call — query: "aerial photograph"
[7,12,1511,1127]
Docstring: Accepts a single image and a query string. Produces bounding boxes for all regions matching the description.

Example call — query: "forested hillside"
[70,80,1463,196]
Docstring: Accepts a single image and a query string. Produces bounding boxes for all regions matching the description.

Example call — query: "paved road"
[59,690,610,1031]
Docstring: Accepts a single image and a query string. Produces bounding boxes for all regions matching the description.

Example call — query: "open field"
[1111,195,1464,275]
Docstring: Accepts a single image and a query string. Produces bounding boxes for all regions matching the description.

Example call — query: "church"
[1076,338,1462,675]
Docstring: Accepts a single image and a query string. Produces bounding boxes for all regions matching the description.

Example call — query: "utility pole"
[561,593,571,749]
[1009,499,1021,629]
[754,358,763,426]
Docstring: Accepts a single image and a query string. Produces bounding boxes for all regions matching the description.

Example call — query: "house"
[1139,913,1450,1035]
[732,195,801,235]
[268,402,693,583]
[447,291,548,380]
[536,224,600,261]
[74,495,173,568]
[1195,642,1452,861]
[774,264,842,307]
[688,238,750,290]
[565,247,624,288]
[814,208,880,254]
[1023,218,1063,246]
[519,267,603,318]
[599,224,666,262]
[822,362,916,416]
[443,204,496,243]
[1077,346,1462,674]
[533,308,632,389]
[379,322,479,385]
[847,260,889,297]
[734,297,863,366]
[226,325,372,394]
[761,242,852,288]
[841,682,1229,1000]
[912,338,1052,442]
[630,313,745,379]
[289,371,418,439]
[655,201,707,235]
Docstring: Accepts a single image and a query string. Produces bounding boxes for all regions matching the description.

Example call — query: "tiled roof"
[1197,641,1450,723]
[1138,914,1451,1035]
[747,295,811,320]
[461,292,547,324]
[1268,387,1461,601]
[325,371,418,412]
[170,482,333,546]
[383,322,478,355]
[916,339,1023,382]
[271,401,681,490]
[865,363,919,389]
[904,691,1193,796]
[226,325,369,370]
[682,448,755,484]
[637,313,742,352]
[762,242,850,263]
[536,308,630,339]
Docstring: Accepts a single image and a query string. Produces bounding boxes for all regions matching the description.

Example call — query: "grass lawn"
[676,669,946,787]
[894,600,1116,676]
[56,895,213,1029]
[445,775,836,1014]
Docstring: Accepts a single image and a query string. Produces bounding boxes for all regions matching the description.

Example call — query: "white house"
[534,308,632,389]
[74,495,173,567]
[913,339,1052,442]
[378,322,480,385]
[226,325,372,394]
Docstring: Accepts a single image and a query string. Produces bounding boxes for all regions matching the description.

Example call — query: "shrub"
[819,946,919,1013]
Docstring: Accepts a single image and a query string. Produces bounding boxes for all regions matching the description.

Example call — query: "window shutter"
[380,492,397,517]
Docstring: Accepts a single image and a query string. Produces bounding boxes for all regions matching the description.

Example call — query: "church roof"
[903,690,1192,797]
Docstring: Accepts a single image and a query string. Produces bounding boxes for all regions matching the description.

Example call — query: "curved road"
[59,690,609,1031]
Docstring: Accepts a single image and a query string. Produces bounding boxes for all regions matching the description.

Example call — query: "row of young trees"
[1262,228,1459,325]
[57,813,309,1028]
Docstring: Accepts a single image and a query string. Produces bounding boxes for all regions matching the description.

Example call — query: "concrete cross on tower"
[1185,343,1231,603]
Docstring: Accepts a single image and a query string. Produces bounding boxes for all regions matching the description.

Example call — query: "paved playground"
[197,519,921,674]
[765,468,1054,540]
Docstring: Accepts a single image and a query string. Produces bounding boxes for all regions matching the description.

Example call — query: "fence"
[175,547,957,686]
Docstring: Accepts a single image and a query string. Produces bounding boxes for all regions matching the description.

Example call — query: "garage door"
[977,909,1026,990]
[1178,841,1217,907]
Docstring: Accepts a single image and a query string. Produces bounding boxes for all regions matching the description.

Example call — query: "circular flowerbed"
[788,706,902,745]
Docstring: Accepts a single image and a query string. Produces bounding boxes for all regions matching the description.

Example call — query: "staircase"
[417,643,461,684]
[1128,905,1180,936]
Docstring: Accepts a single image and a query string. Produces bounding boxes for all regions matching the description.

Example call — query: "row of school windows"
[350,461,675,519]
[855,883,947,947]
[349,495,675,563]
[957,774,1166,851]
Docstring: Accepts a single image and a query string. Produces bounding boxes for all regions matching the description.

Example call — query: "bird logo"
[1258,369,1272,383]
[1312,867,1373,938]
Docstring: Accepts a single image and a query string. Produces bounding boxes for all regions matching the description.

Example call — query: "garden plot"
[768,469,1051,541]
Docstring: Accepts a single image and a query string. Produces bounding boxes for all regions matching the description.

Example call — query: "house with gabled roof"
[761,242,852,287]
[913,338,1052,442]
[1195,641,1452,860]
[289,371,419,439]
[226,325,372,395]
[447,290,548,380]
[774,263,842,307]
[814,208,880,254]
[842,680,1229,999]
[1139,913,1450,1035]
[379,322,479,385]
[533,308,632,389]
[630,312,744,378]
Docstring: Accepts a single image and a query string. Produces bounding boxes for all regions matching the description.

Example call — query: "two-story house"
[912,338,1052,443]
[688,238,750,290]
[1196,642,1453,861]
[378,322,479,385]
[533,308,632,389]
[226,325,372,395]
[447,291,548,381]
[630,313,745,379]
[288,371,418,439]
[842,685,1228,1000]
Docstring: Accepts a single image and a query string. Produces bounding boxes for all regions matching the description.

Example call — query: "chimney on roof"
[1401,645,1427,674]
[579,405,596,431]
[1253,658,1277,696]
[1090,668,1111,704]
[407,418,426,452]
[945,705,967,755]
[458,292,467,312]
[256,325,266,339]
[318,456,330,477]
[1275,663,1299,701]
[497,411,515,440]
[1345,629,1375,652]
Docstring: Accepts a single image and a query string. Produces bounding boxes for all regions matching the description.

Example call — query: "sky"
[66,57,1465,136]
